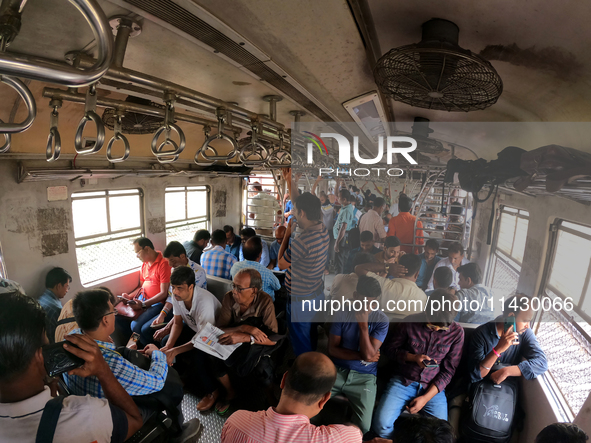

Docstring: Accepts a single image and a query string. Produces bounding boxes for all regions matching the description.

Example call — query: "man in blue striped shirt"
[278,192,329,356]
[231,236,281,300]
[202,229,238,280]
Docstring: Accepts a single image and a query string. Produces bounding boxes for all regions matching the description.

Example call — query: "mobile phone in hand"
[423,359,439,368]
[42,342,85,377]
[504,317,519,344]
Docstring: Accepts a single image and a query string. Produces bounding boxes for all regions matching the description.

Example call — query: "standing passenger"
[333,189,356,274]
[359,197,387,248]
[388,195,424,254]
[38,267,72,344]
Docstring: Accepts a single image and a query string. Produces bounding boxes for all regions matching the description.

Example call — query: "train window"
[536,219,591,418]
[487,207,530,299]
[0,241,6,279]
[71,189,144,286]
[165,186,209,244]
[245,173,283,231]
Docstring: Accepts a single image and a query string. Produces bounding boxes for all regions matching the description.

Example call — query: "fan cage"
[102,102,167,135]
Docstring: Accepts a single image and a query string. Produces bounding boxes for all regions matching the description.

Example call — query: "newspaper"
[190,322,242,360]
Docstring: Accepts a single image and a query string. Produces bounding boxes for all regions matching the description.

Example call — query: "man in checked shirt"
[372,289,464,439]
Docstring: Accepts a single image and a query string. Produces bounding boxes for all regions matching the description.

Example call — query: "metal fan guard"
[102,104,166,135]
[374,46,503,112]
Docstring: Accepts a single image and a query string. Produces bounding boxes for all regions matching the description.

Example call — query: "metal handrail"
[0,0,113,87]
[150,97,185,163]
[106,113,130,163]
[46,99,62,162]
[74,84,105,154]
[239,121,269,166]
[195,107,238,164]
[0,119,10,153]
[0,75,36,132]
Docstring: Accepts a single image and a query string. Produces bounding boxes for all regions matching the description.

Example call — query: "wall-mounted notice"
[47,186,68,202]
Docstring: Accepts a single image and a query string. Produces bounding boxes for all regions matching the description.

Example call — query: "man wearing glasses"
[371,290,464,439]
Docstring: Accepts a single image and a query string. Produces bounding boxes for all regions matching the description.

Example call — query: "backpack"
[462,376,518,443]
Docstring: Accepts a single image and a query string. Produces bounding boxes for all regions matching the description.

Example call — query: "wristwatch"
[250,335,255,345]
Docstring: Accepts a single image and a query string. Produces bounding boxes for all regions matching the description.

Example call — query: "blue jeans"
[372,376,448,439]
[286,289,325,356]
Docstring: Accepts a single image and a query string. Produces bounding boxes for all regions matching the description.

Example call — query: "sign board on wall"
[47,186,68,202]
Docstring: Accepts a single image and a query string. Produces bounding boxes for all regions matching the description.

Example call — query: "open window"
[72,189,144,286]
[486,206,529,299]
[536,219,591,419]
[244,173,283,233]
[165,186,209,244]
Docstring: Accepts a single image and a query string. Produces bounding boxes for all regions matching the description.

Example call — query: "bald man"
[268,226,287,271]
[221,352,363,443]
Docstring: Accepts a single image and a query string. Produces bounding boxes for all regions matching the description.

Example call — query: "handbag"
[115,289,145,320]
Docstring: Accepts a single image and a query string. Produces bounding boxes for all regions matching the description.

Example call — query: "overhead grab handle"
[0,119,10,153]
[0,0,113,87]
[106,112,130,163]
[46,99,62,162]
[0,75,36,133]
[195,107,239,164]
[239,120,269,166]
[151,93,185,164]
[74,84,105,155]
[265,130,291,168]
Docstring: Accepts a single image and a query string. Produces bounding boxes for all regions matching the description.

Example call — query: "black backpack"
[462,376,519,443]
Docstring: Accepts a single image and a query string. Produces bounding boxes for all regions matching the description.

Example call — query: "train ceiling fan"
[374,18,503,112]
[102,96,165,135]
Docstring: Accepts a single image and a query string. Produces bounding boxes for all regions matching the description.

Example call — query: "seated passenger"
[268,225,286,270]
[55,286,115,343]
[455,262,497,324]
[0,286,143,442]
[374,235,402,269]
[183,228,210,264]
[115,237,171,346]
[343,230,381,274]
[328,275,389,433]
[536,423,589,443]
[416,239,441,290]
[425,266,454,297]
[231,236,281,300]
[468,294,548,387]
[372,290,464,438]
[391,415,455,443]
[157,266,221,412]
[221,352,363,443]
[215,269,279,413]
[427,242,469,291]
[38,267,72,344]
[224,225,242,259]
[201,229,238,280]
[355,253,427,318]
[239,227,271,267]
[330,252,374,301]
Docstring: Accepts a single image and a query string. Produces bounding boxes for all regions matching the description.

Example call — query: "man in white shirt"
[155,266,222,412]
[0,284,143,443]
[359,197,387,248]
[427,242,469,291]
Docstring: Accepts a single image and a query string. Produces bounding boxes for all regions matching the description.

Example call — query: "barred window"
[487,207,529,299]
[245,173,283,232]
[536,220,591,419]
[165,186,209,244]
[72,189,143,286]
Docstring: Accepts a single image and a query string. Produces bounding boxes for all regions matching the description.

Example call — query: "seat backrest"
[206,275,233,303]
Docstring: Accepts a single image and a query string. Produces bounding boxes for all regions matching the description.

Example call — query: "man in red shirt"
[115,237,171,347]
[388,195,424,254]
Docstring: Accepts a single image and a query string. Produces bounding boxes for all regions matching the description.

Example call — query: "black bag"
[462,377,518,443]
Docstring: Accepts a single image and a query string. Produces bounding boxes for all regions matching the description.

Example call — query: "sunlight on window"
[165,186,209,244]
[549,230,591,305]
[72,197,108,238]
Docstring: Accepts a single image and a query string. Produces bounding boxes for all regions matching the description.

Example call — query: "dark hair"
[45,267,72,289]
[433,267,453,289]
[447,242,464,255]
[97,286,116,306]
[163,241,187,259]
[211,229,227,246]
[240,228,256,239]
[536,423,588,443]
[373,197,385,208]
[384,236,401,249]
[223,225,234,234]
[252,182,263,192]
[295,192,322,222]
[356,275,381,299]
[399,253,422,276]
[133,237,154,250]
[457,262,482,285]
[0,292,46,382]
[339,189,351,202]
[243,236,263,261]
[170,265,195,288]
[426,289,458,326]
[235,268,262,291]
[284,354,337,405]
[503,293,532,316]
[399,196,413,213]
[72,290,111,332]
[360,231,374,243]
[449,201,464,216]
[353,252,375,267]
[194,229,211,243]
[425,238,440,252]
[392,415,455,443]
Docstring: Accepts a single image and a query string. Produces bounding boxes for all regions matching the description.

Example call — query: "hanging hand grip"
[0,76,36,133]
[106,133,130,163]
[0,119,10,153]
[74,111,105,154]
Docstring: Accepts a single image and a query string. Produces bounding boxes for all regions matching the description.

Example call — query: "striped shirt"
[201,245,238,280]
[285,222,329,296]
[230,260,281,301]
[221,407,362,443]
[63,329,168,398]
